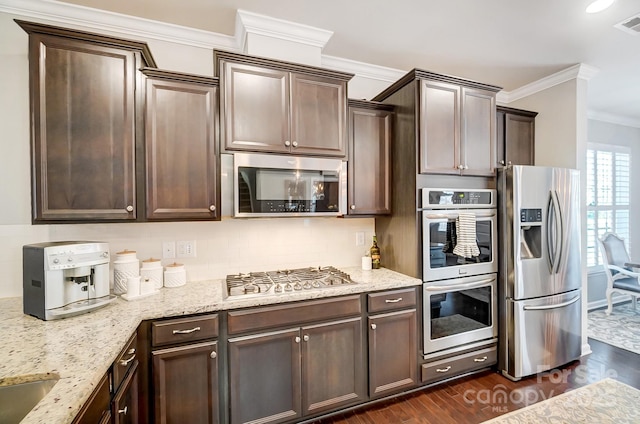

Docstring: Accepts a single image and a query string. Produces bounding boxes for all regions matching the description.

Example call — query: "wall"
[586,119,640,308]
[0,10,385,298]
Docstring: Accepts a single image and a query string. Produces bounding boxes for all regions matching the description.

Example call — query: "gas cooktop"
[226,266,354,297]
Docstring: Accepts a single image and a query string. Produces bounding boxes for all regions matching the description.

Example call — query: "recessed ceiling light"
[586,0,615,13]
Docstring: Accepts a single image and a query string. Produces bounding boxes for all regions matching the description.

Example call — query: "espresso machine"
[23,241,116,320]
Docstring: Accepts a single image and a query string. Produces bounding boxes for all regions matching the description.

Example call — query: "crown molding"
[0,0,237,50]
[236,9,333,50]
[501,63,600,103]
[588,111,640,128]
[321,55,405,83]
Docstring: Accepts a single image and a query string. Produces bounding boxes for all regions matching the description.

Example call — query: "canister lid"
[165,262,184,270]
[141,257,162,268]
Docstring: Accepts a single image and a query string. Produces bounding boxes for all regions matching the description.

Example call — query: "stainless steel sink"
[0,377,59,424]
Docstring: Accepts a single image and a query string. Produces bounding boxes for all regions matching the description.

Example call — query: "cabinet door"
[28,34,137,221]
[153,341,218,424]
[301,318,366,416]
[460,87,496,176]
[504,113,535,166]
[348,105,391,215]
[113,361,139,424]
[368,310,418,398]
[291,73,347,157]
[221,61,290,153]
[145,77,219,220]
[71,372,111,424]
[419,80,460,174]
[228,329,301,424]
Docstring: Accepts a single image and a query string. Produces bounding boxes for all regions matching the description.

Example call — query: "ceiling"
[59,0,640,126]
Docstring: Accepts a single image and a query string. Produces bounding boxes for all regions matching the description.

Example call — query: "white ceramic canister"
[140,258,163,290]
[113,249,139,295]
[164,262,186,288]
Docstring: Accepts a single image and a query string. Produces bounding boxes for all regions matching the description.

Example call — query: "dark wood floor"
[314,338,640,424]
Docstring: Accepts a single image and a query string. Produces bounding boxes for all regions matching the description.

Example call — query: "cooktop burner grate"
[226,266,354,297]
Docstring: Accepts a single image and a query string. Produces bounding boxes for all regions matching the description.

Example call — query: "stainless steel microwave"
[233,153,347,217]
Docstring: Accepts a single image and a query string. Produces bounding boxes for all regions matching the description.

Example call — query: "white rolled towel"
[453,212,480,258]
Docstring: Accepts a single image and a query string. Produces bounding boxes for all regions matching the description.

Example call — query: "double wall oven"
[421,188,498,358]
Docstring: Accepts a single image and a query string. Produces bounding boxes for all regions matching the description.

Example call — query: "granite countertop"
[0,266,421,424]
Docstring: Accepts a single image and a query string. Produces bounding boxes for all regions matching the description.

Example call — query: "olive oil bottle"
[370,235,381,269]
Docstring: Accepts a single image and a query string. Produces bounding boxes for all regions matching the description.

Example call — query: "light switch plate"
[162,241,176,259]
[177,240,196,258]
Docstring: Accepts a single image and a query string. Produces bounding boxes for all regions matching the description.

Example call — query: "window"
[586,143,631,268]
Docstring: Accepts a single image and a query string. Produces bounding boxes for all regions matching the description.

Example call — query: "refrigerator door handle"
[552,189,564,274]
[522,294,580,311]
[545,193,555,273]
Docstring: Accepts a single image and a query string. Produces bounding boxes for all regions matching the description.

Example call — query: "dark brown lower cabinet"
[152,341,219,424]
[228,318,366,424]
[113,360,139,424]
[71,372,111,424]
[368,309,418,397]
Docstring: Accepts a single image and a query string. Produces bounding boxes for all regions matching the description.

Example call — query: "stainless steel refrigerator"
[497,165,582,381]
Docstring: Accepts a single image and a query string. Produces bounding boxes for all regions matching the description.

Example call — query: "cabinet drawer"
[421,346,496,384]
[152,314,218,347]
[228,295,361,335]
[368,288,416,313]
[113,332,137,391]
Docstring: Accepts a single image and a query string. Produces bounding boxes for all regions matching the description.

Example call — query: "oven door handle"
[522,295,580,311]
[424,277,496,291]
[424,212,496,220]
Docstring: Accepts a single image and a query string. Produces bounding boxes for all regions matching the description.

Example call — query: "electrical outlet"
[177,240,196,258]
[162,241,176,259]
[356,231,365,246]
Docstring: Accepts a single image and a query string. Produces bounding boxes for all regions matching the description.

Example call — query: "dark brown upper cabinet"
[141,69,220,221]
[214,51,353,158]
[496,105,537,167]
[373,70,501,177]
[17,20,156,223]
[347,100,393,216]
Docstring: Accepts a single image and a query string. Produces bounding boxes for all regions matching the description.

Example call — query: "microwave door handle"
[522,295,580,311]
[425,277,496,291]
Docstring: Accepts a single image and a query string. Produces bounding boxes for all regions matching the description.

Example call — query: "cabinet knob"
[210,351,217,359]
[295,336,301,343]
[507,161,512,165]
[126,205,134,212]
[499,160,506,165]
[303,334,309,342]
[284,140,291,147]
[350,205,356,210]
[118,406,128,415]
[292,141,298,148]
[457,164,464,170]
[371,323,377,330]
[209,205,216,212]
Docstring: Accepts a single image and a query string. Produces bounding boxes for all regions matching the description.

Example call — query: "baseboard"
[587,295,631,311]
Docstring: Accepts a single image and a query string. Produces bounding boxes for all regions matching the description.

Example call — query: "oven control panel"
[422,188,496,209]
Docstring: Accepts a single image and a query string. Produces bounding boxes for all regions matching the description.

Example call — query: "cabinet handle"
[457,164,464,170]
[507,161,512,165]
[126,205,134,212]
[118,354,136,367]
[295,336,301,343]
[370,323,377,330]
[499,160,505,165]
[350,205,356,210]
[210,351,217,359]
[118,406,128,415]
[384,297,403,303]
[292,141,298,148]
[284,140,291,147]
[474,356,488,363]
[172,326,201,335]
[463,165,469,170]
[209,205,216,212]
[303,334,309,342]
[436,366,452,373]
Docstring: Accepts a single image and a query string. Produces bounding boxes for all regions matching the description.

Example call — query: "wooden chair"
[597,232,640,315]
